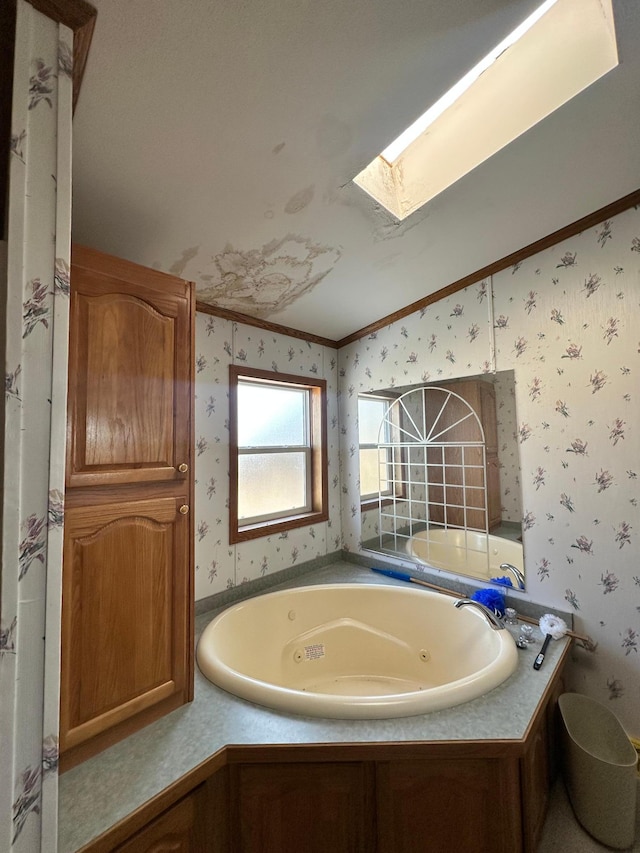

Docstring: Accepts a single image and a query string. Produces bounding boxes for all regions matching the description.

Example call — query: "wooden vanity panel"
[230,761,376,853]
[114,788,205,853]
[67,245,192,488]
[520,699,552,853]
[60,495,191,753]
[376,756,522,853]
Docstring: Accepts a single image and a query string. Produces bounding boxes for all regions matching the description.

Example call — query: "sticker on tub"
[304,643,325,660]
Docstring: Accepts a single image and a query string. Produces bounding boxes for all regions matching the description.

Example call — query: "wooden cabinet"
[520,711,550,853]
[66,249,192,488]
[74,616,569,853]
[80,680,567,853]
[376,756,521,853]
[60,245,194,770]
[115,792,199,853]
[113,782,223,853]
[92,738,553,853]
[230,762,375,853]
[60,496,191,753]
[520,677,564,852]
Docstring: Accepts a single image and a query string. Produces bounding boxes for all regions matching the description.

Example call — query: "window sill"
[360,497,403,513]
[231,509,329,544]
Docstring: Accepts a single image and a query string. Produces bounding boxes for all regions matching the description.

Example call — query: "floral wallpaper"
[494,372,522,522]
[339,208,640,736]
[340,280,495,551]
[193,312,341,599]
[0,4,72,850]
[492,207,640,730]
[2,8,636,853]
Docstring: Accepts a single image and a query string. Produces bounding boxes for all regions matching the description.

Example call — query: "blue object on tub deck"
[370,567,414,582]
[490,575,514,587]
[471,587,506,617]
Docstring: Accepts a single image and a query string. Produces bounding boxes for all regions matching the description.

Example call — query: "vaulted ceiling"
[71,0,640,342]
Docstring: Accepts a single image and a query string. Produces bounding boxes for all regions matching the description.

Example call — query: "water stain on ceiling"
[285,186,315,215]
[196,234,342,318]
[70,0,640,340]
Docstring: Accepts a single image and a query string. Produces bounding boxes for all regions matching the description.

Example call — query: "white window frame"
[358,393,405,508]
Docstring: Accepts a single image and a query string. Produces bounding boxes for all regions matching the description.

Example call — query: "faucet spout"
[454,598,505,630]
[500,562,525,590]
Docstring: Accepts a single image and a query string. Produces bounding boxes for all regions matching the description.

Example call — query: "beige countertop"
[58,561,571,852]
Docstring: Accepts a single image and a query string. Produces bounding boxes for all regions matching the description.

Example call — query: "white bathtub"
[197,583,517,719]
[407,529,523,582]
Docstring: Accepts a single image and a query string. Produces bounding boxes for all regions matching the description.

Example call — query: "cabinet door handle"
[179,505,189,515]
[178,463,189,473]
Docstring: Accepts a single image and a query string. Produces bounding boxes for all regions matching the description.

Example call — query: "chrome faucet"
[500,562,525,590]
[454,598,505,630]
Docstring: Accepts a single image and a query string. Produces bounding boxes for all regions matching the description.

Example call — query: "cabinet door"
[232,762,375,853]
[376,758,522,853]
[115,791,199,853]
[521,707,551,853]
[60,496,191,755]
[67,245,193,488]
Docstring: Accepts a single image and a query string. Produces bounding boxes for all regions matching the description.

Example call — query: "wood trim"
[360,495,401,513]
[187,282,196,703]
[196,299,339,349]
[337,187,640,347]
[228,364,329,544]
[60,691,189,773]
[63,681,177,751]
[224,740,524,763]
[72,243,193,292]
[232,510,329,544]
[201,188,640,349]
[26,0,97,113]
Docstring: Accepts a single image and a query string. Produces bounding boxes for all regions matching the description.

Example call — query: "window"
[358,394,404,509]
[353,0,617,219]
[229,366,328,543]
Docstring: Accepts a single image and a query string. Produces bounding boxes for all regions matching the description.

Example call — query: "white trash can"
[559,692,638,850]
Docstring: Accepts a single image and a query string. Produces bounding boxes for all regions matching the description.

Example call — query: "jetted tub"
[197,583,518,719]
[407,529,523,582]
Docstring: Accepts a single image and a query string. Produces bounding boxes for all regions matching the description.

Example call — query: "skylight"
[353,0,618,220]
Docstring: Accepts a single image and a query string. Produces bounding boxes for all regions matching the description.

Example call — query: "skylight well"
[353,0,618,220]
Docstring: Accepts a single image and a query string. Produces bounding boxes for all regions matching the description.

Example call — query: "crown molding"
[337,187,640,348]
[26,0,97,112]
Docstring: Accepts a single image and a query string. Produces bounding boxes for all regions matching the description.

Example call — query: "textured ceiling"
[71,0,640,342]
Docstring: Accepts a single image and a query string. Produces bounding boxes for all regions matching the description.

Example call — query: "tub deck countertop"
[58,562,572,853]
